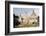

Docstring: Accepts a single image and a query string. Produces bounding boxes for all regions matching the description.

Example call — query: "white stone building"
[19,10,39,25]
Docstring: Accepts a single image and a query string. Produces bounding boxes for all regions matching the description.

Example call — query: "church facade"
[18,10,39,27]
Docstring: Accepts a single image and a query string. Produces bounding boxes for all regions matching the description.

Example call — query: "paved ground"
[15,23,39,28]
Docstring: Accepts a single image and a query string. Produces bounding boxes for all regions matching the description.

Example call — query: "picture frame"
[5,1,45,35]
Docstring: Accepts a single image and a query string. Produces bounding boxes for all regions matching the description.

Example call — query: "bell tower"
[31,10,36,16]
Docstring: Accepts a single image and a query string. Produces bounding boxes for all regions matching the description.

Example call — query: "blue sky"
[13,8,39,16]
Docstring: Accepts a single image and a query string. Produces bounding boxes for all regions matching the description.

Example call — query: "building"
[19,10,39,26]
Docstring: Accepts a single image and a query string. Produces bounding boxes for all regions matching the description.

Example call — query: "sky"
[13,8,39,16]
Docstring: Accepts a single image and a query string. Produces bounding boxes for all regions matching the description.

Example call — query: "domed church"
[18,10,39,27]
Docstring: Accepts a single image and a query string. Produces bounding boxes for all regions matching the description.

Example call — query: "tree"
[13,14,20,28]
[38,16,39,24]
